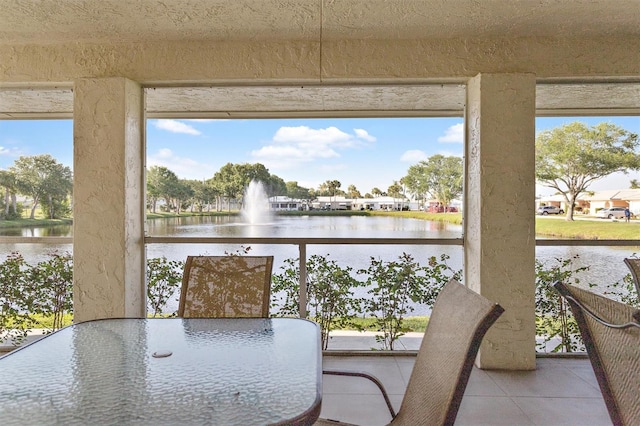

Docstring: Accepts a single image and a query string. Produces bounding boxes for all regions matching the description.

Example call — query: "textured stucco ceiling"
[0,0,638,118]
[0,0,639,45]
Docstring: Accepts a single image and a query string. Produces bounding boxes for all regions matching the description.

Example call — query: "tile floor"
[321,353,611,425]
[1,330,613,425]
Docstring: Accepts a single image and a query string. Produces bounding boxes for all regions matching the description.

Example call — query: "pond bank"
[2,210,639,239]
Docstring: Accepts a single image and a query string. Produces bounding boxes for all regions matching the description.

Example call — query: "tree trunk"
[49,194,54,219]
[30,199,38,219]
[4,188,9,215]
[565,193,577,221]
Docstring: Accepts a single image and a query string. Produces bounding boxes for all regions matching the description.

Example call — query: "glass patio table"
[0,317,322,425]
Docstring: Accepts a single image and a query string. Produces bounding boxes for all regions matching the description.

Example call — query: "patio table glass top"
[0,317,322,425]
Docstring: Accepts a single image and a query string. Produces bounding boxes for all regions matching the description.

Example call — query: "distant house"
[351,196,407,211]
[311,196,352,210]
[424,199,462,213]
[537,189,640,215]
[583,189,640,214]
[535,194,573,211]
[310,196,416,211]
[268,196,307,211]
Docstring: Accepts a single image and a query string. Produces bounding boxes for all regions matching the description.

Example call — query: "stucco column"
[465,73,536,370]
[73,78,146,322]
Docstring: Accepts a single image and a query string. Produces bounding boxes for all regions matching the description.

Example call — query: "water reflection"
[1,215,637,300]
[0,224,72,237]
[147,215,461,239]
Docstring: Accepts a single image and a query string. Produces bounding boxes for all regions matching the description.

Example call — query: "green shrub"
[0,253,39,345]
[30,252,73,331]
[272,255,364,350]
[1,253,185,344]
[146,257,185,317]
[360,253,460,350]
[535,255,590,352]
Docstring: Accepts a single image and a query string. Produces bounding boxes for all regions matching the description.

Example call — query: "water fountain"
[241,180,273,224]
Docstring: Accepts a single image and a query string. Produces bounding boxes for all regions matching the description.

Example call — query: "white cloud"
[0,145,22,157]
[147,148,215,179]
[438,123,464,143]
[251,125,376,169]
[354,128,376,142]
[153,119,201,136]
[273,126,352,145]
[400,150,429,163]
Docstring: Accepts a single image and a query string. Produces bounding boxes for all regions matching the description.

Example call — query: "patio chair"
[553,281,640,426]
[623,258,640,300]
[178,255,274,318]
[316,279,504,426]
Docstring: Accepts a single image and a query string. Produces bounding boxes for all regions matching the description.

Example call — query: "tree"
[318,180,342,201]
[211,163,251,211]
[346,184,361,198]
[0,170,20,219]
[209,162,286,211]
[285,181,311,200]
[183,179,206,212]
[146,169,161,213]
[536,122,640,220]
[183,179,219,212]
[403,155,462,211]
[172,179,194,214]
[371,187,383,197]
[402,165,428,203]
[147,166,179,212]
[205,177,224,211]
[11,155,73,219]
[387,181,403,198]
[264,174,287,197]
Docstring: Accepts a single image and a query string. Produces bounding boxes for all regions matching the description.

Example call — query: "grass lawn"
[347,316,429,332]
[535,216,640,239]
[0,217,72,229]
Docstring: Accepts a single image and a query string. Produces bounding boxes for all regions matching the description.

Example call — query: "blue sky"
[1,116,639,197]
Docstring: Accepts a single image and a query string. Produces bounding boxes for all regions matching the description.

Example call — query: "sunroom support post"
[73,78,146,323]
[465,73,537,370]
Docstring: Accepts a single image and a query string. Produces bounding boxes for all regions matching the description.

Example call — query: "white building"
[351,196,409,211]
[312,196,352,210]
[268,196,307,211]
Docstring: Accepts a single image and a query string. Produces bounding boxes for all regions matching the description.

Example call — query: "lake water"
[1,215,636,315]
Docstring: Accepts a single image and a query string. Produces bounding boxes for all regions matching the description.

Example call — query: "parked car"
[537,205,564,215]
[596,207,629,219]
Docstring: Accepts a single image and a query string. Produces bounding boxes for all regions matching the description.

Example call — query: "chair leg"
[323,369,397,419]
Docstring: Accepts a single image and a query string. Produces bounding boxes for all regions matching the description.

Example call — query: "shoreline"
[2,210,640,240]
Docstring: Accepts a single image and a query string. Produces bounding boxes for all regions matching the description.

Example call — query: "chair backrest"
[623,258,640,300]
[178,255,274,318]
[391,279,504,426]
[554,281,640,426]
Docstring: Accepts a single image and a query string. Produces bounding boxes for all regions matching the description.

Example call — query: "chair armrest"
[323,369,397,419]
[553,282,640,330]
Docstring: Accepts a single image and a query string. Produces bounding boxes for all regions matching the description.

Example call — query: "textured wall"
[73,78,145,322]
[0,36,639,85]
[465,73,537,370]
